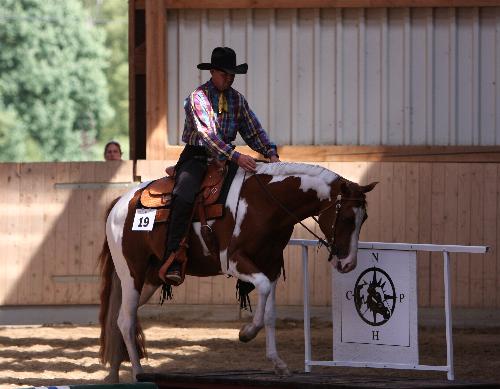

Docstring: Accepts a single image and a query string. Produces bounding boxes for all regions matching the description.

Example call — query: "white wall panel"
[456,8,476,145]
[318,8,337,145]
[273,9,293,144]
[166,7,500,147]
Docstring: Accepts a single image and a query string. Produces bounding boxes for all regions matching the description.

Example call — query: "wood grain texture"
[145,0,168,159]
[0,161,495,308]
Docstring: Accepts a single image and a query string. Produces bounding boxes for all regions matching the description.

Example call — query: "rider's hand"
[165,166,175,176]
[237,154,257,172]
[269,155,280,163]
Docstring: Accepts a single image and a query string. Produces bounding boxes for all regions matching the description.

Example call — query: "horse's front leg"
[264,280,290,376]
[238,273,270,342]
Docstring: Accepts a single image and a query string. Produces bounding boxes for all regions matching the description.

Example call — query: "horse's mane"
[255,162,339,184]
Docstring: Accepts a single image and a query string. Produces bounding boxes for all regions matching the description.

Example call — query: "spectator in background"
[104,141,122,161]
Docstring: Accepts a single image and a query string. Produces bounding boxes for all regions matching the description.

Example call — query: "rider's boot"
[159,197,194,285]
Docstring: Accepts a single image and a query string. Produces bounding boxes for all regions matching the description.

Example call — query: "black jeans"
[165,145,208,256]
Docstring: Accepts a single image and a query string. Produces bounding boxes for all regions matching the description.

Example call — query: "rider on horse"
[159,47,281,285]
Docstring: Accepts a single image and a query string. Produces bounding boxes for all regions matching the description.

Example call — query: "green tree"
[81,0,129,159]
[0,0,112,161]
[0,101,27,161]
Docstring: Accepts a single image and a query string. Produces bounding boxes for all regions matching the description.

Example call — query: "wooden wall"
[0,162,134,306]
[0,160,496,308]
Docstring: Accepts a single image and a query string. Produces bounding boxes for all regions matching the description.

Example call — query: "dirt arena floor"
[0,318,499,388]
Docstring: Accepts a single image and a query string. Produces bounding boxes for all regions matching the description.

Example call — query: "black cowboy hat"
[197,47,248,74]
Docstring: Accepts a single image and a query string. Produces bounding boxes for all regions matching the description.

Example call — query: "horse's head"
[318,180,377,273]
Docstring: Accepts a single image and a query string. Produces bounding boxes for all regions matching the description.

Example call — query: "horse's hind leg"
[264,280,290,376]
[103,271,129,383]
[117,279,144,381]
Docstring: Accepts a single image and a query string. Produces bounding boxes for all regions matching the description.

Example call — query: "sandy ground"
[0,318,499,388]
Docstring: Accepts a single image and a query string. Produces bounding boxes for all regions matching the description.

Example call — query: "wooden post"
[129,0,138,160]
[129,0,146,160]
[145,0,168,159]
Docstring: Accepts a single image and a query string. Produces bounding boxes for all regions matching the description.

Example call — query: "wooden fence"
[0,160,497,308]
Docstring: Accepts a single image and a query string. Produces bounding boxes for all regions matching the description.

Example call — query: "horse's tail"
[98,197,147,366]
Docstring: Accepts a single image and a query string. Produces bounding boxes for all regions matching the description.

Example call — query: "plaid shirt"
[182,79,278,161]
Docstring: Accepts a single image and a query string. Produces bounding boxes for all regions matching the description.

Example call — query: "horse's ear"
[361,181,378,193]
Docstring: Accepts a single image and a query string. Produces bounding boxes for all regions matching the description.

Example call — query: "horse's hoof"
[271,357,291,377]
[238,323,258,342]
[274,366,291,377]
[104,373,119,384]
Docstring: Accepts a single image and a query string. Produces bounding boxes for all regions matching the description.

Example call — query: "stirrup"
[158,252,176,283]
[165,269,182,285]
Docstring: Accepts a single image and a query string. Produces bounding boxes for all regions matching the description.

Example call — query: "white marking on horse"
[192,220,215,256]
[219,249,228,275]
[224,167,248,238]
[232,199,248,237]
[215,168,247,272]
[107,182,151,285]
[338,206,365,270]
[255,162,338,201]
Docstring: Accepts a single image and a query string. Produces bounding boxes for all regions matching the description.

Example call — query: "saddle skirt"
[140,161,229,223]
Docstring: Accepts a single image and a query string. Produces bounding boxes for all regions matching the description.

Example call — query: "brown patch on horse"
[230,175,315,281]
[122,189,166,290]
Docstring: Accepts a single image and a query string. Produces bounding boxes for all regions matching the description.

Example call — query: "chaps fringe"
[160,283,173,305]
[236,280,255,311]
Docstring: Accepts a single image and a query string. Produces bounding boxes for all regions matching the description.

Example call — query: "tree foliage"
[0,0,112,161]
[81,0,129,159]
[0,100,27,161]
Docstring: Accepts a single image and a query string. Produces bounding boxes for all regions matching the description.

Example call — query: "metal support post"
[443,250,454,380]
[302,245,312,373]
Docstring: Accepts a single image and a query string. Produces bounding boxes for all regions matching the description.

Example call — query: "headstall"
[253,174,365,262]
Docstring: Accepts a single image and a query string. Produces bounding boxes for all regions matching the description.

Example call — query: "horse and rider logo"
[335,249,416,357]
[353,266,397,326]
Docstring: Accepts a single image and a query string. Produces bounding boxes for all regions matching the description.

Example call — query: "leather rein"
[253,173,365,262]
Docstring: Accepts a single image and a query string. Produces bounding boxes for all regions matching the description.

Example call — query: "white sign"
[333,249,418,364]
[132,209,157,231]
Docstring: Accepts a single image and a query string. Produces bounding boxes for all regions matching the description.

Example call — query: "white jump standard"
[291,239,489,381]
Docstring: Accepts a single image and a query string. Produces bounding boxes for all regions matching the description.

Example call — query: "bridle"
[313,195,342,261]
[253,174,366,262]
[313,194,366,261]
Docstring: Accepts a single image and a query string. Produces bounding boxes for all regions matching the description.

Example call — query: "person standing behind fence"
[104,141,123,161]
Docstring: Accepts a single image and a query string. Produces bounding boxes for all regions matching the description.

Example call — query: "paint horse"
[98,162,377,382]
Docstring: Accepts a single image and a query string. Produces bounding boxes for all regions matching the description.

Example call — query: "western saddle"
[139,161,229,264]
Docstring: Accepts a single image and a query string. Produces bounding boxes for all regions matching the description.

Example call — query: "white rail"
[289,239,489,381]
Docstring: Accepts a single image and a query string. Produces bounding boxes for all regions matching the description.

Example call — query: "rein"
[253,173,342,261]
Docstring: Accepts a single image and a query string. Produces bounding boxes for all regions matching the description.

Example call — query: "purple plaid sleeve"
[238,95,278,159]
[186,90,239,161]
